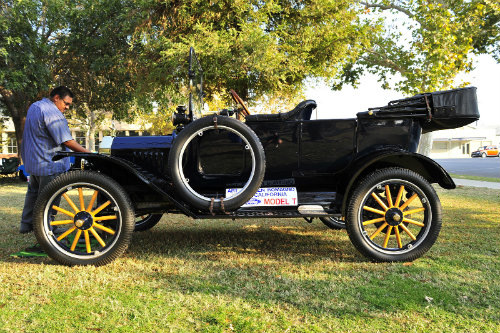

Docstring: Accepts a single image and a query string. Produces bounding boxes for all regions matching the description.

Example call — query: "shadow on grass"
[122,205,500,319]
[130,223,356,262]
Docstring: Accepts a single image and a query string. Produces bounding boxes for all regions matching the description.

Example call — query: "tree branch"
[361,48,407,75]
[360,1,413,18]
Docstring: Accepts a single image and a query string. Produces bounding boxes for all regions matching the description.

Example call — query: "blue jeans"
[20,174,61,232]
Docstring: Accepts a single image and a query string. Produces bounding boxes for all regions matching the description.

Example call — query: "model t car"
[33,48,480,266]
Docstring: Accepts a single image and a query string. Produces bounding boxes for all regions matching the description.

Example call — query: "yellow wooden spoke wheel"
[33,171,135,266]
[346,168,442,262]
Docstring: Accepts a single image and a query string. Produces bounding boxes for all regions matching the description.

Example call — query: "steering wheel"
[230,89,251,118]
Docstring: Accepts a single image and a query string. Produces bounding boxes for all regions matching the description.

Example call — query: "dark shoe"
[24,243,44,254]
[19,223,33,234]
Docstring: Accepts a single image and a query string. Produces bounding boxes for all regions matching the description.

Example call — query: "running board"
[196,208,340,219]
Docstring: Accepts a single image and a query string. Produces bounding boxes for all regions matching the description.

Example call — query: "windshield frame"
[188,47,204,121]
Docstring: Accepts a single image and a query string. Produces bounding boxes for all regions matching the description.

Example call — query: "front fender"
[339,149,455,215]
[53,152,152,185]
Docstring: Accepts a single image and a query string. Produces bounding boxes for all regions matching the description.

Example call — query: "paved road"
[453,178,500,189]
[434,158,500,179]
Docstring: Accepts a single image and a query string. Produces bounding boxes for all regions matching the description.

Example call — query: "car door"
[488,146,499,156]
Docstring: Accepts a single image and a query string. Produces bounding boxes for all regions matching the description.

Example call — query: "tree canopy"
[55,0,139,149]
[351,0,500,95]
[0,0,64,146]
[130,0,373,109]
[1,0,499,152]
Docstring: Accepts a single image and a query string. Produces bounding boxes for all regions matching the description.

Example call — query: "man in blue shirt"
[19,86,90,233]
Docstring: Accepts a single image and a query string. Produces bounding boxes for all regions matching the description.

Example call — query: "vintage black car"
[33,48,480,266]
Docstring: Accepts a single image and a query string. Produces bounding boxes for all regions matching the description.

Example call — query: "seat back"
[245,100,317,122]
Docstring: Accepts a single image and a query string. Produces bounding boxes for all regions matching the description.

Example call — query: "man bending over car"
[19,86,90,234]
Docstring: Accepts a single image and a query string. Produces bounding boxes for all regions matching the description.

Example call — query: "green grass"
[450,173,500,183]
[0,180,499,332]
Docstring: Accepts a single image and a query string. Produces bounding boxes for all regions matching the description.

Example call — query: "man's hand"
[63,139,92,153]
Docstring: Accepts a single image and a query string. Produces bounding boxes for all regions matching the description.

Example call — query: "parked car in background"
[471,145,499,158]
[0,157,20,178]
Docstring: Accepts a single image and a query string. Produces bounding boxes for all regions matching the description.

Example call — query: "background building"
[0,116,148,159]
[430,125,499,158]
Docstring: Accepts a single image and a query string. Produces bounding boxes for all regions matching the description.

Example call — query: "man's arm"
[63,139,92,153]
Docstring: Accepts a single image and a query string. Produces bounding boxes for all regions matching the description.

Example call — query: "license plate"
[226,187,298,207]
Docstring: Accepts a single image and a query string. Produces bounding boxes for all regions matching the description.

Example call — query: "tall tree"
[55,0,138,150]
[130,0,374,111]
[0,0,66,152]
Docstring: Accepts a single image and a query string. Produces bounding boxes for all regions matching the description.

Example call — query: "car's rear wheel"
[134,213,162,232]
[33,171,135,266]
[346,168,442,262]
[319,216,345,230]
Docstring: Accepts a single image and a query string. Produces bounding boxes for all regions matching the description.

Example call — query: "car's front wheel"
[346,168,442,262]
[33,171,135,266]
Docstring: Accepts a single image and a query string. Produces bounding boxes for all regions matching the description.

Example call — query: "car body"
[32,48,480,266]
[0,157,19,177]
[471,145,499,157]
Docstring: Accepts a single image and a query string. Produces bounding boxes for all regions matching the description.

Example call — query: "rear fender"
[339,150,455,215]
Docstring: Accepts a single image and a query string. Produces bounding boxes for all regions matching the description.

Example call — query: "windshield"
[188,47,204,120]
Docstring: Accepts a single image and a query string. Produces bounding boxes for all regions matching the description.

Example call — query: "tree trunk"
[417,132,433,156]
[83,103,96,151]
[88,109,96,152]
[12,115,25,157]
[0,88,28,160]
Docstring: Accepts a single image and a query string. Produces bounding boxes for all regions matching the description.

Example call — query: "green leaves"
[130,0,373,109]
[2,0,498,146]
[358,0,500,95]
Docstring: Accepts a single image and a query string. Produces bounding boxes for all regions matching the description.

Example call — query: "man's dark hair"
[50,86,74,99]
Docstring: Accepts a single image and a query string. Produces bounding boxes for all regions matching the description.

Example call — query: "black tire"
[319,216,345,230]
[134,213,162,232]
[346,168,442,262]
[482,152,487,158]
[168,115,266,211]
[33,170,135,266]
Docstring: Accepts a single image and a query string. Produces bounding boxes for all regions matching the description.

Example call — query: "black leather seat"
[245,100,317,122]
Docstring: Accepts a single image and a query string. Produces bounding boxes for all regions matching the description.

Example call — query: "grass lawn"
[0,179,499,332]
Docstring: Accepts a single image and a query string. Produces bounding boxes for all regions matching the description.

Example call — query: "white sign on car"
[226,187,298,207]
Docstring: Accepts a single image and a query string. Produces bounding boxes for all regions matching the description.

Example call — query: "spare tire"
[168,115,266,211]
